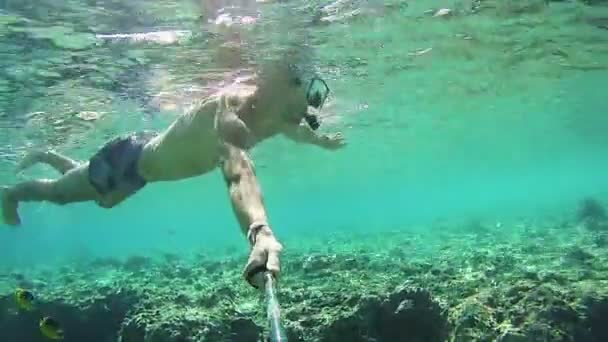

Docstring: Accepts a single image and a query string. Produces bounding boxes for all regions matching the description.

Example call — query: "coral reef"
[2,215,608,342]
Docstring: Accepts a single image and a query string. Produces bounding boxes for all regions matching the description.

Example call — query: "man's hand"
[283,122,347,151]
[244,225,283,289]
[320,132,346,150]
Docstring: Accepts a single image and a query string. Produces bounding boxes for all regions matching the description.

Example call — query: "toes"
[15,151,43,173]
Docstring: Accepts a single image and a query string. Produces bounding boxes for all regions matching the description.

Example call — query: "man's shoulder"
[219,82,256,102]
[179,75,258,122]
[185,95,220,118]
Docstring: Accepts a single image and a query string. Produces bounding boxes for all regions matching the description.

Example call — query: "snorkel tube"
[264,272,288,342]
[304,113,320,130]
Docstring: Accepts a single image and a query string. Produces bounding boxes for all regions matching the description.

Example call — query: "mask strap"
[306,77,330,96]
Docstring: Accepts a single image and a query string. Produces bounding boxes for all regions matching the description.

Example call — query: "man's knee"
[94,192,128,209]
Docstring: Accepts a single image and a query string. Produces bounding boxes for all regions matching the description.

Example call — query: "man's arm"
[282,121,345,150]
[219,142,283,287]
[220,143,268,234]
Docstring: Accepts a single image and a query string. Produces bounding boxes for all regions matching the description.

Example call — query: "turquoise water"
[1,0,608,273]
[3,1,608,341]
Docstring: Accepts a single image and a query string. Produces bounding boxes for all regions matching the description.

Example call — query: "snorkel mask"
[303,77,330,131]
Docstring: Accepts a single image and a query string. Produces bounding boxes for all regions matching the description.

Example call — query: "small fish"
[40,316,64,340]
[15,288,35,311]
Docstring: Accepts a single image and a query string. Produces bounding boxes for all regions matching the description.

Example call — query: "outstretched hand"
[322,132,346,150]
[243,227,283,289]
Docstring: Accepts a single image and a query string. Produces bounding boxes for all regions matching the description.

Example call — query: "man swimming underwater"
[1,61,345,288]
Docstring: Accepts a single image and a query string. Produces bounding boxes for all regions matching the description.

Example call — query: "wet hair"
[287,64,305,87]
[257,43,314,87]
[257,60,304,90]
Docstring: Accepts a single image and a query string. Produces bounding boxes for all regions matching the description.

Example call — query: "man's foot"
[1,187,20,226]
[16,151,44,173]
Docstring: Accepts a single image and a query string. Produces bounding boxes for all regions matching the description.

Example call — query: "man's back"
[138,80,259,182]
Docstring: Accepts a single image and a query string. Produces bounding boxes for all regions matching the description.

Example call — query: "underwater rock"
[120,311,209,342]
[579,295,608,341]
[118,317,146,342]
[119,309,262,342]
[497,329,527,342]
[159,263,193,279]
[589,17,608,31]
[301,254,337,274]
[503,283,584,340]
[0,290,134,342]
[90,257,123,269]
[577,197,608,231]
[592,232,608,247]
[322,285,448,342]
[579,0,608,5]
[451,297,497,340]
[564,246,595,266]
[11,271,26,282]
[577,197,607,221]
[229,317,262,342]
[123,255,151,273]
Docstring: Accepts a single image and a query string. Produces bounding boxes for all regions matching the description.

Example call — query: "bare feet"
[1,187,20,226]
[16,151,44,173]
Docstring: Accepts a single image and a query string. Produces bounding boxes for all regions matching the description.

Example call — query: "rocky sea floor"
[2,204,608,342]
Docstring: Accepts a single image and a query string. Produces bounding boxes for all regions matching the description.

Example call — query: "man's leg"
[17,151,80,175]
[2,164,98,226]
